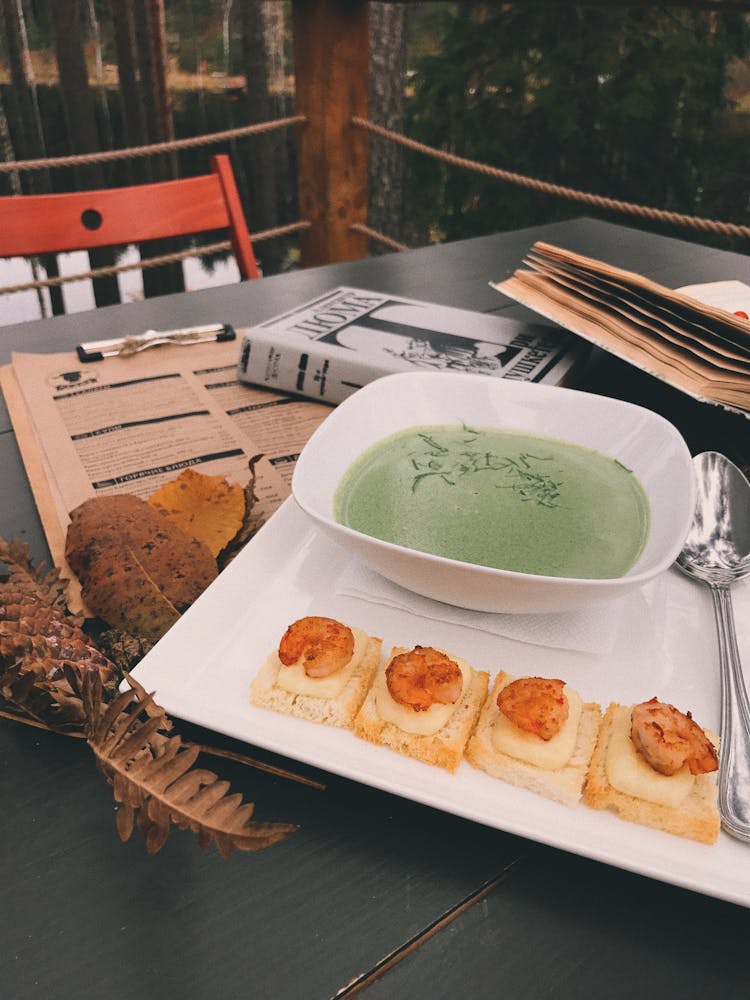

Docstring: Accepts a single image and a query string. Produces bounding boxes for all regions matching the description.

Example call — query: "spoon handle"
[711,584,750,842]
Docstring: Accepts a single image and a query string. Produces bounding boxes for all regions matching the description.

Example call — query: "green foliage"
[167,0,231,74]
[404,4,750,250]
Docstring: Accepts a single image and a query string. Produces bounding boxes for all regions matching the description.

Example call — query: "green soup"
[333,424,650,579]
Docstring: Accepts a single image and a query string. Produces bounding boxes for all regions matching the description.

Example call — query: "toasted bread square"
[466,671,601,807]
[250,634,382,729]
[583,703,720,844]
[353,646,489,772]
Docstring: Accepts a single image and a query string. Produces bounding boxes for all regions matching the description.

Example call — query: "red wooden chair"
[0,154,260,281]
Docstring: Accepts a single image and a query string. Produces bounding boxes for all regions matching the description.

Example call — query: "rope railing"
[349,222,409,252]
[0,221,311,296]
[352,116,750,242]
[0,116,307,174]
[3,109,745,297]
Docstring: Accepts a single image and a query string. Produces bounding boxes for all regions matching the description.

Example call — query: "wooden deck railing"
[292,0,370,267]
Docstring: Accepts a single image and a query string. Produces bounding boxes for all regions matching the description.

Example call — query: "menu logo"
[46,369,99,392]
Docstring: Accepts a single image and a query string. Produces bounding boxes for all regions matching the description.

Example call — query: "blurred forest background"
[0,0,748,304]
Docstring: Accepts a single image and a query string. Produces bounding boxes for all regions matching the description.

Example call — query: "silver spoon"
[676,451,750,842]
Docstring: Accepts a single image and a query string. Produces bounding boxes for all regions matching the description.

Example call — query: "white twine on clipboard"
[76,324,235,362]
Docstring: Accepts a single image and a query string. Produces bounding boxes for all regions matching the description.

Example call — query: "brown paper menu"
[1,338,332,613]
[494,242,750,417]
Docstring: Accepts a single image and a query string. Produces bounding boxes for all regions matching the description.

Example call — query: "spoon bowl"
[677,452,750,586]
[676,451,750,843]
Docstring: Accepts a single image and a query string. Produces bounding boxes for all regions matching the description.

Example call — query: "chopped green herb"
[408,434,562,507]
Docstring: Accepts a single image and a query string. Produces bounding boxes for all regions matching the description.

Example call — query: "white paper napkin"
[335,557,666,656]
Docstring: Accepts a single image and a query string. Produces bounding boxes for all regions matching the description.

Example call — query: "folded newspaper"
[493,242,750,418]
[237,287,585,404]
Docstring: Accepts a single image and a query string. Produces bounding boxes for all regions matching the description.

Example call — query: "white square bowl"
[291,371,695,613]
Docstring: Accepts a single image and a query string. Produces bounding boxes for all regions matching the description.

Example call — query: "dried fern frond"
[1,538,298,856]
[0,658,87,730]
[81,670,297,856]
[0,538,74,615]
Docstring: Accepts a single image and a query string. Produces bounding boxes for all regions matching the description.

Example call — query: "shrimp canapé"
[278,616,355,678]
[630,697,718,776]
[385,646,463,712]
[497,676,569,741]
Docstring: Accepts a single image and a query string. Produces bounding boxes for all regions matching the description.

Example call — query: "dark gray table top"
[2,217,750,1000]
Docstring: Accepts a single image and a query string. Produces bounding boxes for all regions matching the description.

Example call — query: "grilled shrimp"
[385,646,463,712]
[630,697,718,776]
[497,676,568,741]
[278,616,355,678]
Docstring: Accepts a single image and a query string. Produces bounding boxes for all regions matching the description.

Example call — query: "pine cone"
[0,588,118,686]
[97,628,154,674]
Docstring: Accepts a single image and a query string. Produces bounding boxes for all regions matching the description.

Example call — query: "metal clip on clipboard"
[76,323,236,363]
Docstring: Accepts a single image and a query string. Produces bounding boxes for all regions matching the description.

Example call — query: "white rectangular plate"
[131,499,750,908]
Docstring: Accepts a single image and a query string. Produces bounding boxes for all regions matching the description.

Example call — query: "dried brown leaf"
[217,456,263,569]
[85,550,182,642]
[83,672,296,855]
[65,495,218,641]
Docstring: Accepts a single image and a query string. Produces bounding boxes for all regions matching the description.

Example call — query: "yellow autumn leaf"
[148,467,246,558]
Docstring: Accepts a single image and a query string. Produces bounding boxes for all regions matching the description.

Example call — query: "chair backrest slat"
[0,155,259,280]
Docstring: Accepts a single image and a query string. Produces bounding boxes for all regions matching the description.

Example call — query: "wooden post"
[292,0,369,267]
